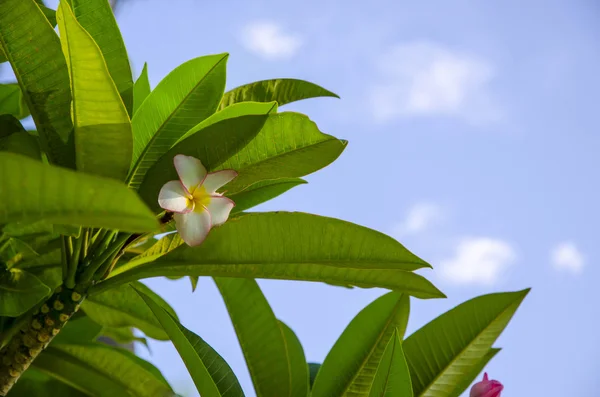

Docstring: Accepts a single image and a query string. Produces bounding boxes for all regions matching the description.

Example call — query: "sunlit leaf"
[133,63,151,115]
[0,0,73,167]
[403,290,529,397]
[219,79,339,110]
[66,0,134,114]
[93,213,443,299]
[57,2,132,181]
[0,153,158,232]
[134,285,244,397]
[368,329,413,397]
[229,178,307,215]
[138,114,271,212]
[312,292,410,397]
[128,54,228,190]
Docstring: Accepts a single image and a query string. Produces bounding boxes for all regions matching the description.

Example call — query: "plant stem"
[60,236,68,283]
[78,232,128,283]
[0,286,86,395]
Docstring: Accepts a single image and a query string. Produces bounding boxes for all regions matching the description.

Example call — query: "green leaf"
[176,101,278,144]
[128,53,228,190]
[26,266,62,290]
[100,326,149,348]
[92,212,443,299]
[0,115,25,137]
[0,129,41,160]
[215,277,305,397]
[368,329,413,397]
[279,321,309,397]
[0,83,29,119]
[0,268,51,317]
[82,282,178,340]
[312,292,410,397]
[0,153,158,232]
[114,233,183,276]
[216,112,347,194]
[0,0,73,167]
[133,63,151,115]
[67,0,134,115]
[447,348,500,397]
[403,290,529,397]
[0,237,38,264]
[134,285,245,397]
[308,363,321,390]
[229,178,307,215]
[51,314,103,345]
[10,368,87,397]
[57,2,132,181]
[138,114,271,212]
[32,343,174,396]
[36,1,58,27]
[219,79,339,110]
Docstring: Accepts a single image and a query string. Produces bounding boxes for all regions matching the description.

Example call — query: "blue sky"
[31,0,600,395]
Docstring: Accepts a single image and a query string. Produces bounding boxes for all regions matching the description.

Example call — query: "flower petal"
[206,196,235,226]
[174,209,212,247]
[202,170,238,194]
[174,154,207,193]
[158,181,192,213]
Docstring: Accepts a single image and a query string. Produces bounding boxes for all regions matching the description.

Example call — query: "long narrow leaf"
[133,63,151,115]
[403,290,529,397]
[447,348,501,397]
[215,277,302,397]
[134,285,244,397]
[368,329,413,397]
[82,282,178,340]
[32,343,174,397]
[279,321,309,397]
[0,0,73,167]
[92,213,443,299]
[57,2,132,181]
[312,292,410,397]
[0,153,158,232]
[219,79,339,110]
[66,0,133,114]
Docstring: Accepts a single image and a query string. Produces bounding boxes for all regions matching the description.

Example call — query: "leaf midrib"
[417,299,520,396]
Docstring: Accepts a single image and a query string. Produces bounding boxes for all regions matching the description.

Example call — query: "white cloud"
[241,22,302,60]
[551,242,585,274]
[439,237,516,286]
[369,41,500,124]
[393,202,442,237]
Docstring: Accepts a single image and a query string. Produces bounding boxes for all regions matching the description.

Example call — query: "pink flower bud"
[470,373,503,397]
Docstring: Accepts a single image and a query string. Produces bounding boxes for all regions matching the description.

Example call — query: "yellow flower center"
[188,184,211,212]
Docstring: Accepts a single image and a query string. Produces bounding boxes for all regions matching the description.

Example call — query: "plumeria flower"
[158,154,237,246]
[470,373,503,397]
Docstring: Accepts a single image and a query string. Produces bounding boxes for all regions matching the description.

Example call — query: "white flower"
[158,154,237,246]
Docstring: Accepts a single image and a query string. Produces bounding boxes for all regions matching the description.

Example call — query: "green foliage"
[0,153,158,232]
[403,290,529,397]
[135,285,244,397]
[0,0,73,167]
[65,0,134,115]
[82,282,178,340]
[215,277,308,397]
[0,1,528,395]
[92,212,443,299]
[0,269,50,317]
[57,2,132,181]
[32,343,174,396]
[128,54,228,190]
[229,178,307,215]
[312,292,410,397]
[368,329,413,397]
[219,78,339,110]
[132,63,151,115]
[0,84,29,120]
